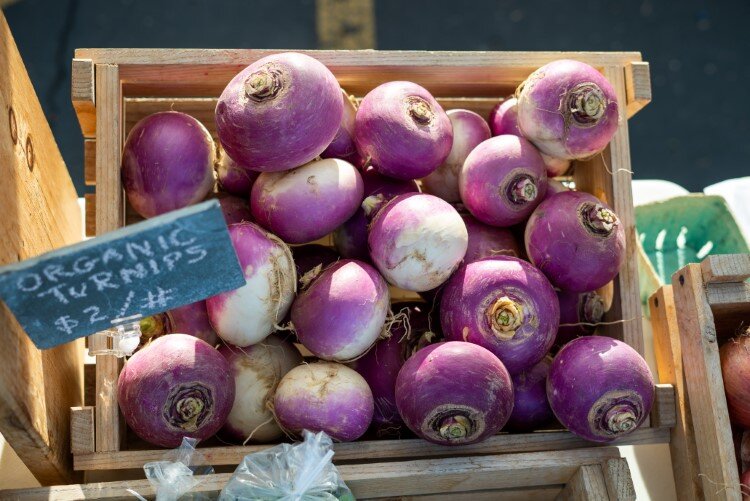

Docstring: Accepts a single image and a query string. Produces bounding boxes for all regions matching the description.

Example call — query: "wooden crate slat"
[651,383,677,428]
[70,407,95,455]
[649,285,703,501]
[624,61,651,118]
[93,63,125,453]
[673,263,740,500]
[84,138,96,185]
[706,282,750,311]
[602,458,637,501]
[556,464,609,500]
[73,426,669,471]
[701,254,750,284]
[0,10,83,486]
[71,58,95,138]
[84,193,95,237]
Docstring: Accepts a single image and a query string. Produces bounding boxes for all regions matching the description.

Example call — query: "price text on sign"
[0,200,244,349]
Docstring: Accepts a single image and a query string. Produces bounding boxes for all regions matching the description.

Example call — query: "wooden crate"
[650,254,750,501]
[67,48,675,473]
[1,446,637,500]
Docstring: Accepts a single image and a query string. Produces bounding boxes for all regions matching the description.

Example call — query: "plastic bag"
[129,437,215,501]
[219,430,354,500]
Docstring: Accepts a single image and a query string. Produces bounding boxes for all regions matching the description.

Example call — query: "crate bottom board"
[72,426,669,471]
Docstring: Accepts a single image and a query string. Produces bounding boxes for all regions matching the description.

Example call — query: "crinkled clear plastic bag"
[219,430,354,501]
[129,437,215,501]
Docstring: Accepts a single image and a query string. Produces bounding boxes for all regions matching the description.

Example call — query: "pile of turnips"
[117,52,654,449]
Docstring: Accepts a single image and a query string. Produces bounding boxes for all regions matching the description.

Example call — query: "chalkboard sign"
[0,200,245,349]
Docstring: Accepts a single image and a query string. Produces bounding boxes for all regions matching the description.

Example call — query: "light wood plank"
[651,383,677,428]
[93,63,125,453]
[73,426,669,471]
[316,0,375,50]
[673,264,740,501]
[10,448,623,500]
[0,10,83,486]
[602,458,636,500]
[624,61,651,118]
[649,285,703,501]
[556,464,608,500]
[382,486,563,501]
[701,254,750,284]
[706,282,750,311]
[70,407,94,455]
[84,138,96,185]
[573,66,643,355]
[71,58,95,138]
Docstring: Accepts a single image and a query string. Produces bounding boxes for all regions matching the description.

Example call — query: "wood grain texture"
[673,263,741,500]
[73,425,668,471]
[84,193,95,237]
[573,66,643,355]
[93,63,125,453]
[602,458,636,500]
[316,0,375,49]
[377,486,563,501]
[70,407,94,455]
[624,61,651,118]
[651,383,677,428]
[0,10,83,485]
[84,138,95,185]
[71,58,95,138]
[701,254,750,284]
[8,448,623,500]
[556,464,608,500]
[650,285,703,501]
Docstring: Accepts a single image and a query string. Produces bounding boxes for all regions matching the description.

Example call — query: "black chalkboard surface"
[0,200,245,349]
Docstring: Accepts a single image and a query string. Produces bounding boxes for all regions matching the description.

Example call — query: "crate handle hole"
[679,274,685,286]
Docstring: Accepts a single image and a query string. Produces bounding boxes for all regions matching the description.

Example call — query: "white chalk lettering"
[170,228,196,247]
[83,305,106,324]
[157,235,170,251]
[17,273,42,292]
[148,259,160,274]
[140,286,175,310]
[162,251,182,271]
[120,263,148,284]
[68,283,87,299]
[125,240,153,261]
[54,315,79,335]
[89,272,118,291]
[101,248,124,265]
[43,264,74,282]
[37,284,69,304]
[118,290,135,317]
[73,256,98,274]
[186,245,208,264]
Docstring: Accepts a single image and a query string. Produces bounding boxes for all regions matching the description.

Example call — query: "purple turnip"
[355,81,452,180]
[122,111,215,218]
[505,357,555,432]
[117,334,234,448]
[217,195,253,225]
[517,59,620,160]
[368,193,468,292]
[395,341,513,445]
[441,256,558,375]
[218,335,302,443]
[461,211,522,263]
[215,52,343,172]
[541,154,571,177]
[321,89,365,168]
[333,166,419,260]
[292,259,389,362]
[459,135,547,227]
[215,150,259,197]
[421,109,491,202]
[251,158,364,244]
[206,222,296,347]
[349,302,435,436]
[167,301,219,346]
[489,98,522,137]
[541,178,569,202]
[556,290,606,347]
[273,362,374,442]
[525,191,625,292]
[547,336,654,443]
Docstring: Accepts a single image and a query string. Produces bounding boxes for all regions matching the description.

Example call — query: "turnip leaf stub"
[0,200,244,349]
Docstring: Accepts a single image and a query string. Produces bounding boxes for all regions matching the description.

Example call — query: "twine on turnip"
[697,473,746,497]
[597,150,634,176]
[242,417,276,446]
[557,316,638,328]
